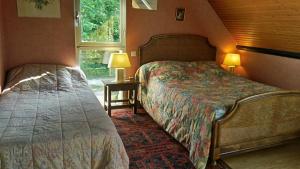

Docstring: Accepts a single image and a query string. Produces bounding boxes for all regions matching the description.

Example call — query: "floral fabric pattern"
[137,61,279,169]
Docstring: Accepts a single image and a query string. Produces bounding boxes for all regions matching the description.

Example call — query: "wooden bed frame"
[138,34,300,164]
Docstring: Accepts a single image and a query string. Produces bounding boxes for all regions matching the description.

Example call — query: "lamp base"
[228,66,235,73]
[115,68,125,82]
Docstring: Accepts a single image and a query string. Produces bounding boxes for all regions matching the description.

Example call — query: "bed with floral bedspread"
[137,61,279,169]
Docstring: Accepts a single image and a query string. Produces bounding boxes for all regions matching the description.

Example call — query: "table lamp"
[223,53,241,73]
[108,52,131,82]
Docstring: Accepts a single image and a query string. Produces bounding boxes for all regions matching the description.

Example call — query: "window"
[75,0,126,99]
[75,0,126,46]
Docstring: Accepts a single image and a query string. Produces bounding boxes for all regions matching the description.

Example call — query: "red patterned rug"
[111,109,225,169]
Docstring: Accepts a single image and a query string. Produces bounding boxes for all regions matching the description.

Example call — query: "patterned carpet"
[111,109,224,169]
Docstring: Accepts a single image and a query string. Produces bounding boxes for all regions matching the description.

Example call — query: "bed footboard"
[211,91,300,161]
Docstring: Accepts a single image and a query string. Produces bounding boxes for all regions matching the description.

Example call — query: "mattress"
[0,64,129,169]
[137,61,279,169]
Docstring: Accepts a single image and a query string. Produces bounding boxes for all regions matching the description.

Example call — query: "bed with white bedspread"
[0,64,129,169]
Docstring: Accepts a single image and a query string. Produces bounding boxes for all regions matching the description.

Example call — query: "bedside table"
[102,80,139,116]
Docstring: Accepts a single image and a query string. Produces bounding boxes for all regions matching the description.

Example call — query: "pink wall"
[3,0,76,71]
[238,51,300,89]
[126,0,236,75]
[0,0,5,91]
[2,0,235,78]
[2,0,298,90]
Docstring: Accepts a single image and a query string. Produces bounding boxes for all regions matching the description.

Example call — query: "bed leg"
[211,160,217,166]
[210,121,219,166]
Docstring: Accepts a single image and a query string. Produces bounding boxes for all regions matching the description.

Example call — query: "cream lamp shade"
[108,52,131,82]
[223,53,241,73]
[108,53,131,68]
[223,53,241,67]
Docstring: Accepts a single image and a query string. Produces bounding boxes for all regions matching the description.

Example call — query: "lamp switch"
[131,51,137,57]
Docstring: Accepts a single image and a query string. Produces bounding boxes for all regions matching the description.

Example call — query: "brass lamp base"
[228,66,235,73]
[115,68,125,82]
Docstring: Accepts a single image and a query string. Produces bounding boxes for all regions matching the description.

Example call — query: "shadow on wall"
[239,51,300,89]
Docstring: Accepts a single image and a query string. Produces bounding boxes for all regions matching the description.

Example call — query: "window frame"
[74,0,126,63]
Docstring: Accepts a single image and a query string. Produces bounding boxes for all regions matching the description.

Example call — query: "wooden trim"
[237,45,300,59]
[209,0,300,55]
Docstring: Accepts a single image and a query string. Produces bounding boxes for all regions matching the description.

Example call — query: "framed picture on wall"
[175,8,185,21]
[17,0,61,18]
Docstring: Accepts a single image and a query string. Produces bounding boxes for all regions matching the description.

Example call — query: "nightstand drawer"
[107,83,137,91]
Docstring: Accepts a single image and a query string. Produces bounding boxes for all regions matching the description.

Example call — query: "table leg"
[133,87,138,114]
[108,87,111,117]
[104,85,107,110]
[129,89,132,100]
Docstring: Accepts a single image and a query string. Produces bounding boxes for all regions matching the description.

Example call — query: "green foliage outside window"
[80,0,120,42]
[80,50,115,80]
[79,0,121,80]
[79,0,122,96]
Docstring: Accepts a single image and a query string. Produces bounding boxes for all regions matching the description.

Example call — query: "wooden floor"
[222,139,300,169]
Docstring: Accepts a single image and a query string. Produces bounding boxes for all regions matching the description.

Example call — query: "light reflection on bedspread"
[0,64,129,169]
[137,61,278,169]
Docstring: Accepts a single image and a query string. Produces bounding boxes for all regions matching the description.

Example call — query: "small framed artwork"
[175,8,185,21]
[17,0,61,18]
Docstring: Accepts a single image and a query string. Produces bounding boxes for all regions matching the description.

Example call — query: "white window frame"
[74,0,126,64]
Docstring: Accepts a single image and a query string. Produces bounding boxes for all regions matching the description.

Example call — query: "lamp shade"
[223,53,241,67]
[108,53,131,68]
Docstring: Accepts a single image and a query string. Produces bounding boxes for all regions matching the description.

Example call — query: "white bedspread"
[0,64,129,169]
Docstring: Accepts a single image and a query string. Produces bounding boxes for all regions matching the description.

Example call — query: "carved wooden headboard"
[139,34,216,65]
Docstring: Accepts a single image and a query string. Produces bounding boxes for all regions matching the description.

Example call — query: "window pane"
[80,0,121,43]
[80,49,119,101]
[79,50,115,80]
[79,50,115,92]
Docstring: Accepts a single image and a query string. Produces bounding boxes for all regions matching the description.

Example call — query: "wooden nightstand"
[102,80,139,116]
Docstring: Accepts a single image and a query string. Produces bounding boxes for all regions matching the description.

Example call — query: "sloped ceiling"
[209,0,300,53]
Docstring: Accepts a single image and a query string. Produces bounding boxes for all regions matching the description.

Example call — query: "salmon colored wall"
[2,0,235,79]
[0,0,5,91]
[2,0,298,90]
[3,0,76,71]
[126,0,236,76]
[238,51,300,89]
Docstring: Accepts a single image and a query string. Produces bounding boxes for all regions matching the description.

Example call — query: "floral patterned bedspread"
[0,64,129,169]
[137,61,279,169]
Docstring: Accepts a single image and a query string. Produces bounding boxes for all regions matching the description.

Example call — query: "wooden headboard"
[139,34,216,65]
